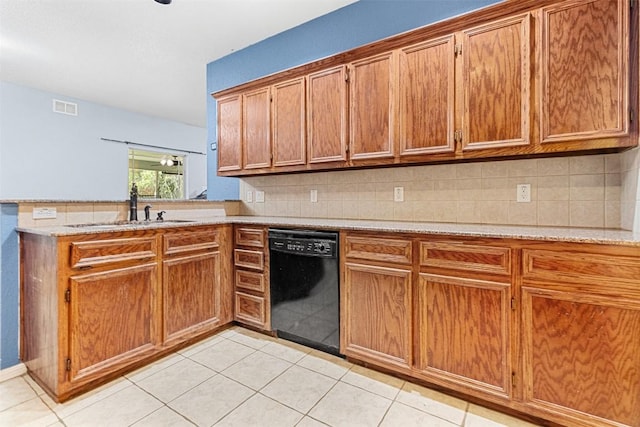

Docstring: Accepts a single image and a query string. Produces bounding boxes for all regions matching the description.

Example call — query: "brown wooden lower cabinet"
[20,224,233,402]
[342,262,412,371]
[341,231,640,427]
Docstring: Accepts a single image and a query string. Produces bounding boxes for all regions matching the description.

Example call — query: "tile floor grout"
[1,326,541,427]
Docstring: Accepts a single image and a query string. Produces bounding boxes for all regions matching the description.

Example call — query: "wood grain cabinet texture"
[214,0,636,177]
[341,231,640,427]
[233,225,270,330]
[20,225,233,402]
[342,235,413,372]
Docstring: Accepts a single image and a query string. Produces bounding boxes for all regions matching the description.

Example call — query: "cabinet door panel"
[417,274,511,397]
[343,262,411,370]
[462,14,530,150]
[399,36,455,156]
[522,287,640,426]
[272,77,306,167]
[350,52,396,161]
[163,252,220,344]
[307,66,348,164]
[243,87,271,169]
[217,94,242,172]
[540,0,628,143]
[69,263,158,383]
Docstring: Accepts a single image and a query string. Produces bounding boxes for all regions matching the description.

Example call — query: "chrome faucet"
[129,183,138,221]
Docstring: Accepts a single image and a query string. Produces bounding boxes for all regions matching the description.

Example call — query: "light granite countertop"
[16,215,640,246]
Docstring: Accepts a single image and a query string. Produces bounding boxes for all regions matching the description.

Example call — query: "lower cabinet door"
[163,251,221,345]
[68,263,159,385]
[342,262,412,371]
[416,273,512,399]
[522,285,640,426]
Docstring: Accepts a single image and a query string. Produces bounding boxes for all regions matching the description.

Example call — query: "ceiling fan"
[155,0,171,4]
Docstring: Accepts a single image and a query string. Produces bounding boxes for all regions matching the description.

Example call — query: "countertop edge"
[16,216,640,246]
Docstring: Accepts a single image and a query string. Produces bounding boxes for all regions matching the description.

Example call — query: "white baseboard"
[0,363,27,383]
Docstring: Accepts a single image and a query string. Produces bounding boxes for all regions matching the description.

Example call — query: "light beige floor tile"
[465,403,541,427]
[178,335,225,358]
[43,377,131,419]
[295,416,329,427]
[22,374,47,397]
[136,358,215,403]
[395,382,468,425]
[168,375,253,427]
[0,397,58,427]
[222,351,291,391]
[341,365,404,400]
[380,401,458,427]
[131,406,195,427]
[126,353,185,383]
[260,340,311,363]
[261,365,336,413]
[309,382,392,427]
[296,350,351,380]
[227,329,272,349]
[215,393,303,427]
[0,376,38,411]
[188,339,255,372]
[62,384,162,427]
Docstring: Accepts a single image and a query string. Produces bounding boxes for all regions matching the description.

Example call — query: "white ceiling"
[0,0,357,127]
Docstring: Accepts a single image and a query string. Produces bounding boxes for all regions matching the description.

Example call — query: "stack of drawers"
[233,226,269,330]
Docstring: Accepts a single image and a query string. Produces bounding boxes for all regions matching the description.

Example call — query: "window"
[128,149,185,199]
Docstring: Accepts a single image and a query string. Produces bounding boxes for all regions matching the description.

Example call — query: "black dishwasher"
[269,228,340,356]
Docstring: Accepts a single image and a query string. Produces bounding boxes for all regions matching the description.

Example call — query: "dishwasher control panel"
[268,229,338,257]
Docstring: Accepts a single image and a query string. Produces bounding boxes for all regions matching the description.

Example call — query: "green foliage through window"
[128,149,184,199]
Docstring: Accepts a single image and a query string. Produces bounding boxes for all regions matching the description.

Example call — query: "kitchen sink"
[68,219,196,229]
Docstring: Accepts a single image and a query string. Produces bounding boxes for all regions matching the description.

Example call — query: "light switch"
[255,190,265,203]
[310,189,318,203]
[246,190,253,203]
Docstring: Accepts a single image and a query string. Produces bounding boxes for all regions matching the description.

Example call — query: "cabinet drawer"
[345,235,412,265]
[70,237,157,269]
[420,242,511,275]
[235,292,266,327]
[234,249,264,270]
[235,269,265,293]
[522,249,640,284]
[163,229,219,256]
[235,227,265,248]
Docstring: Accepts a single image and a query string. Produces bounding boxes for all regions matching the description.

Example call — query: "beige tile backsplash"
[241,152,640,230]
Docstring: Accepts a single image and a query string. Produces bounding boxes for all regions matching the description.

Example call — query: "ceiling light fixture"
[154,0,171,4]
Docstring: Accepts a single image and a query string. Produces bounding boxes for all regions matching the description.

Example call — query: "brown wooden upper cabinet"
[272,77,306,168]
[214,0,636,176]
[243,87,271,170]
[349,52,397,163]
[216,94,242,172]
[539,0,629,145]
[460,13,531,151]
[307,66,349,166]
[398,35,456,157]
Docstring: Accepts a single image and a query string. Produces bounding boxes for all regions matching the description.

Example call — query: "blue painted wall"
[206,0,501,199]
[0,204,19,369]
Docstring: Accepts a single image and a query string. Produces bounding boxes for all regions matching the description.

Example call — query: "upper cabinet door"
[272,77,306,168]
[398,35,455,156]
[307,66,348,164]
[217,94,242,173]
[461,13,531,151]
[243,87,271,170]
[349,52,397,162]
[540,0,628,143]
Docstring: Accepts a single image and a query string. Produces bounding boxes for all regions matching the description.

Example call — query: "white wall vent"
[52,99,78,116]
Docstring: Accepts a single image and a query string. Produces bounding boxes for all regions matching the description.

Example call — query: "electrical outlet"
[394,186,404,202]
[246,190,253,203]
[255,190,265,203]
[33,207,57,219]
[516,184,531,203]
[310,189,318,203]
